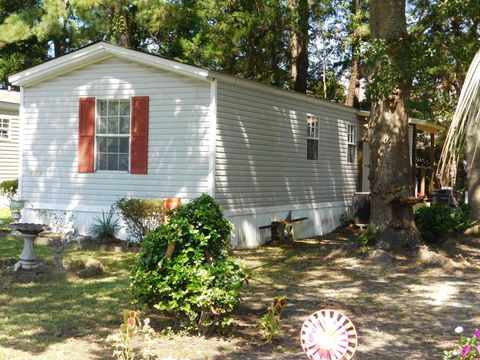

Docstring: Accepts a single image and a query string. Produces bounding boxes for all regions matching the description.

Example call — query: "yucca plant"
[90,207,121,242]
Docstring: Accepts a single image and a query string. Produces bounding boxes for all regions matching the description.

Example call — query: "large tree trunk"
[345,0,361,107]
[289,0,309,93]
[368,0,420,252]
[466,107,480,219]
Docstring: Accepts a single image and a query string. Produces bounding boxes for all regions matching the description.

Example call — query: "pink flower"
[460,345,472,357]
[143,318,151,328]
[475,329,480,338]
[127,317,136,329]
[477,344,480,354]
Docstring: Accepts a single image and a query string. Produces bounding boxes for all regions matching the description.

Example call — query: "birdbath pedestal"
[10,223,50,271]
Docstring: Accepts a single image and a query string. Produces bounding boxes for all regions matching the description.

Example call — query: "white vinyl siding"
[0,113,20,182]
[20,57,211,211]
[215,79,360,211]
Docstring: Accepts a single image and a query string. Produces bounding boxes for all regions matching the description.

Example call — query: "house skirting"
[21,200,350,248]
[224,201,350,248]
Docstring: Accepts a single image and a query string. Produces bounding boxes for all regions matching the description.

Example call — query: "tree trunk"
[289,0,309,93]
[368,0,420,252]
[345,0,361,107]
[346,58,360,107]
[466,109,480,219]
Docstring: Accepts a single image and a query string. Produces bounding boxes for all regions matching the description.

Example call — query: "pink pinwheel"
[300,309,357,360]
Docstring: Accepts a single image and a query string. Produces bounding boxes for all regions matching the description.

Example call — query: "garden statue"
[50,237,66,272]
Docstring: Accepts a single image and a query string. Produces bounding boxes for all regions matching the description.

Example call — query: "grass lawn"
[0,234,136,359]
[0,208,12,230]
[1,229,480,359]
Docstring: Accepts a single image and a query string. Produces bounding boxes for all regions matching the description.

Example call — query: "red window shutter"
[78,98,95,173]
[131,96,149,174]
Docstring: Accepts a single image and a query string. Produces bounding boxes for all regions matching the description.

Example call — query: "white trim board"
[9,42,210,87]
[25,199,350,217]
[208,79,217,197]
[17,88,24,199]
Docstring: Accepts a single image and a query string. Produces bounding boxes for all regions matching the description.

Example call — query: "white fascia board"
[9,42,211,87]
[357,110,444,133]
[210,72,359,115]
[207,79,217,197]
[9,45,111,86]
[18,88,24,199]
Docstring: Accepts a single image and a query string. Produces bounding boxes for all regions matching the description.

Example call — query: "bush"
[414,204,476,243]
[0,179,18,199]
[257,297,287,342]
[115,198,164,242]
[106,310,157,360]
[444,326,480,360]
[357,225,383,247]
[89,208,120,241]
[131,194,246,335]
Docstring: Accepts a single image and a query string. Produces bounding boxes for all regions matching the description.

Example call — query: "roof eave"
[9,42,211,87]
[356,110,445,134]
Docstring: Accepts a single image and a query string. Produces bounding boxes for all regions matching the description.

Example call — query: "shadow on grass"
[214,230,480,360]
[0,234,137,356]
[2,230,480,359]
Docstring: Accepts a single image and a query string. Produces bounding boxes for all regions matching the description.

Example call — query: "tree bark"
[466,108,480,219]
[368,0,420,252]
[345,0,361,107]
[346,57,360,107]
[289,0,309,93]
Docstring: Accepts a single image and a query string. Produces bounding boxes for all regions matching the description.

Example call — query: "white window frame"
[0,118,10,141]
[94,98,132,173]
[347,124,357,163]
[307,115,319,160]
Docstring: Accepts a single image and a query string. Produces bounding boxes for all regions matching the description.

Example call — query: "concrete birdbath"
[10,223,50,271]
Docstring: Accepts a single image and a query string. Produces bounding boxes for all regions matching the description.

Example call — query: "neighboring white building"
[0,90,20,182]
[9,42,361,247]
[0,90,20,207]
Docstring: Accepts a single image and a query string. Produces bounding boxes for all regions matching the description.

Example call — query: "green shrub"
[357,225,383,247]
[0,179,18,199]
[257,296,287,343]
[106,310,157,360]
[131,194,246,335]
[414,204,476,243]
[115,198,164,242]
[67,258,87,271]
[452,204,476,232]
[89,208,120,241]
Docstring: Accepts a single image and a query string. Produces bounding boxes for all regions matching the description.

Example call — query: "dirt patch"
[2,229,480,359]
[148,229,480,359]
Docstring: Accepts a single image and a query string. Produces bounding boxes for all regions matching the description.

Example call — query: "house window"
[307,115,319,160]
[0,118,10,140]
[347,124,356,163]
[95,99,131,171]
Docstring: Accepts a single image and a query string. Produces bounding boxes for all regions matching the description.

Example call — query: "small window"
[347,124,356,163]
[0,118,10,140]
[307,115,319,160]
[95,99,131,172]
